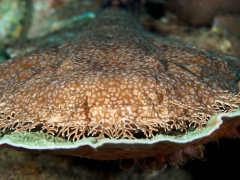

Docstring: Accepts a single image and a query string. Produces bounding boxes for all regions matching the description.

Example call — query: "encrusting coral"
[1,0,240,170]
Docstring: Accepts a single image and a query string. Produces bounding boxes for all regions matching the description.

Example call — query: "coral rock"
[164,0,240,25]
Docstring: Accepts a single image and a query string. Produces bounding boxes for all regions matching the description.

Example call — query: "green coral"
[0,0,26,38]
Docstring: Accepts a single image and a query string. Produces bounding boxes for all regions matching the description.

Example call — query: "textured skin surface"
[0,10,240,141]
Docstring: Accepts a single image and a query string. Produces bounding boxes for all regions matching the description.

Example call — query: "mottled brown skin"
[0,9,240,142]
[164,0,240,25]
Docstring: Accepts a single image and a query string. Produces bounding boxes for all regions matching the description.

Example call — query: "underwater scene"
[0,0,240,179]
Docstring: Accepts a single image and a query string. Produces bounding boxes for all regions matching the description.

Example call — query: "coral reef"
[142,15,233,55]
[0,0,100,62]
[0,147,194,180]
[0,0,26,38]
[142,10,240,58]
[213,15,240,57]
[163,0,240,25]
[6,12,95,58]
[24,0,100,38]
